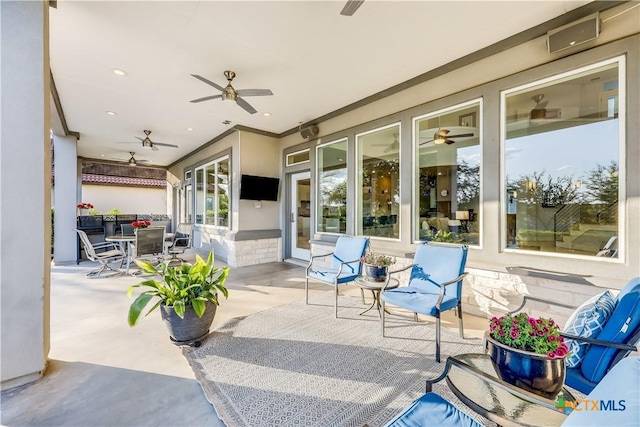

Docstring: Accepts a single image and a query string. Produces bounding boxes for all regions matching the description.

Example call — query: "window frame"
[193,154,231,230]
[355,121,402,241]
[412,98,483,246]
[499,55,626,261]
[315,137,348,235]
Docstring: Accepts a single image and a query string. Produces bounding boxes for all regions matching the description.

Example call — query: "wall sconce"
[455,210,469,220]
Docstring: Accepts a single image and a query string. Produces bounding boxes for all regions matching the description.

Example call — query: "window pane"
[286,149,310,166]
[217,159,229,227]
[195,169,204,224]
[504,60,620,257]
[317,139,347,234]
[358,124,400,239]
[205,164,216,225]
[415,104,481,245]
[184,184,193,223]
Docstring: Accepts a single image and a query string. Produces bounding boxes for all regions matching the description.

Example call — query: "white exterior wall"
[0,1,51,386]
[81,185,167,215]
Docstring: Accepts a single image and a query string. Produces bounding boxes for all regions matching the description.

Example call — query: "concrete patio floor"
[1,251,489,427]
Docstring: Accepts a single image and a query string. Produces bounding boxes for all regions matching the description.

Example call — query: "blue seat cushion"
[384,393,482,427]
[565,365,597,395]
[580,289,640,383]
[307,269,358,285]
[563,290,616,368]
[381,287,458,316]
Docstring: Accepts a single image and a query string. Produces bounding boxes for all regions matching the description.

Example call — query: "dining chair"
[166,223,193,263]
[131,226,166,267]
[305,235,370,317]
[381,242,468,362]
[75,229,126,277]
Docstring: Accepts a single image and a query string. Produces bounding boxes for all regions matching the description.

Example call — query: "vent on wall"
[547,12,600,54]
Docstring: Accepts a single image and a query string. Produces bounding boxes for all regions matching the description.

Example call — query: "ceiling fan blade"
[190,94,222,103]
[341,0,364,16]
[151,145,159,152]
[236,97,257,114]
[191,74,225,91]
[419,139,435,145]
[116,141,136,144]
[236,89,273,97]
[447,133,475,138]
[153,142,179,148]
[444,139,456,145]
[135,136,144,142]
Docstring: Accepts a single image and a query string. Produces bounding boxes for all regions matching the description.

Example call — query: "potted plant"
[76,202,93,216]
[360,252,395,282]
[131,220,151,230]
[127,252,229,346]
[486,312,570,398]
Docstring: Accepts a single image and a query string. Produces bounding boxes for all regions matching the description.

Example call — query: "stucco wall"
[80,185,168,215]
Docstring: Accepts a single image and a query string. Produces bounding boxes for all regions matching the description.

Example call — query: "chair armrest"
[306,251,335,272]
[560,332,638,352]
[508,295,578,315]
[439,272,468,288]
[434,272,468,308]
[381,264,414,291]
[92,242,121,251]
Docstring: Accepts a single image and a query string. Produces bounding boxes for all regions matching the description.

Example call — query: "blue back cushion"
[580,287,640,383]
[563,291,616,368]
[409,243,468,298]
[331,236,369,276]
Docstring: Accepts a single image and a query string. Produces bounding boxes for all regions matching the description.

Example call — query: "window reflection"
[317,139,347,234]
[415,103,481,245]
[358,124,400,239]
[503,60,620,257]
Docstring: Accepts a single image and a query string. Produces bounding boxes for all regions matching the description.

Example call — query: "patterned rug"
[183,292,485,427]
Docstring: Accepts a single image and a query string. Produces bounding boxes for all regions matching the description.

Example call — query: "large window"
[194,155,230,228]
[502,58,622,257]
[317,139,347,234]
[414,101,481,245]
[357,123,400,239]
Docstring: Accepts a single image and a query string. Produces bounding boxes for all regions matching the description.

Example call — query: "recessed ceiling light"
[262,112,271,117]
[105,110,117,116]
[100,154,105,157]
[186,127,193,131]
[111,68,128,76]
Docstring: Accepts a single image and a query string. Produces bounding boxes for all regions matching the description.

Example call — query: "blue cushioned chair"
[385,356,640,427]
[305,236,370,317]
[511,277,640,394]
[381,242,468,362]
[563,277,640,394]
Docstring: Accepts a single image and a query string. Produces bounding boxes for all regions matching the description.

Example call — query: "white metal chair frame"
[75,229,127,277]
[166,223,193,263]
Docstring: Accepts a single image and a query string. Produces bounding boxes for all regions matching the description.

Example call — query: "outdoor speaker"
[547,13,600,54]
[300,125,319,139]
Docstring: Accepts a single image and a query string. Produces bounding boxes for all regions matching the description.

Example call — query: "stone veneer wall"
[310,242,611,328]
[226,237,281,267]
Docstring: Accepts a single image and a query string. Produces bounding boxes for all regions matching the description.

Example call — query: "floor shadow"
[0,360,223,427]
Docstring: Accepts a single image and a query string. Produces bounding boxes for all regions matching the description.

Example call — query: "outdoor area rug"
[183,292,486,427]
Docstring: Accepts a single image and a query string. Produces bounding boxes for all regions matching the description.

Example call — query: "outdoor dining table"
[105,235,136,274]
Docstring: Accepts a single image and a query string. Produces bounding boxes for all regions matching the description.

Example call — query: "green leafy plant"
[489,312,569,358]
[127,252,229,327]
[106,208,121,215]
[360,252,395,267]
[88,208,101,215]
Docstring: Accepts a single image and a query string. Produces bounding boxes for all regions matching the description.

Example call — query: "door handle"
[291,212,295,223]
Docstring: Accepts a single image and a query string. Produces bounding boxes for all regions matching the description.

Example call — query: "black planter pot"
[364,264,388,282]
[160,302,217,345]
[484,331,566,399]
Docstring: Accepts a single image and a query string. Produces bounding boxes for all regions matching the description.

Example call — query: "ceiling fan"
[529,94,549,119]
[108,152,151,167]
[190,71,273,114]
[372,134,399,153]
[117,130,178,151]
[420,128,475,145]
[340,0,365,16]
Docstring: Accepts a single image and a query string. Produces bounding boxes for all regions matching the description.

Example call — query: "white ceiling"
[49,1,595,167]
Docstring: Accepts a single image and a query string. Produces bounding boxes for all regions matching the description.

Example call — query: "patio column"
[0,1,51,387]
[53,134,79,265]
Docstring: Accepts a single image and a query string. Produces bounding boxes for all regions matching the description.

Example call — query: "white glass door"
[290,171,311,261]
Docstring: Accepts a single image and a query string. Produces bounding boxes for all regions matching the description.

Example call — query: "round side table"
[354,277,399,317]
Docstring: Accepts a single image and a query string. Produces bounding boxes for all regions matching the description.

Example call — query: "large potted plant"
[127,252,229,346]
[360,252,395,282]
[486,312,569,399]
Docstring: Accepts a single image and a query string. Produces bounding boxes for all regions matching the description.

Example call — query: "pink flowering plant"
[361,252,395,267]
[489,312,569,359]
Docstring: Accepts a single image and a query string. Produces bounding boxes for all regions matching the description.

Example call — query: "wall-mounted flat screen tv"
[239,174,280,201]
